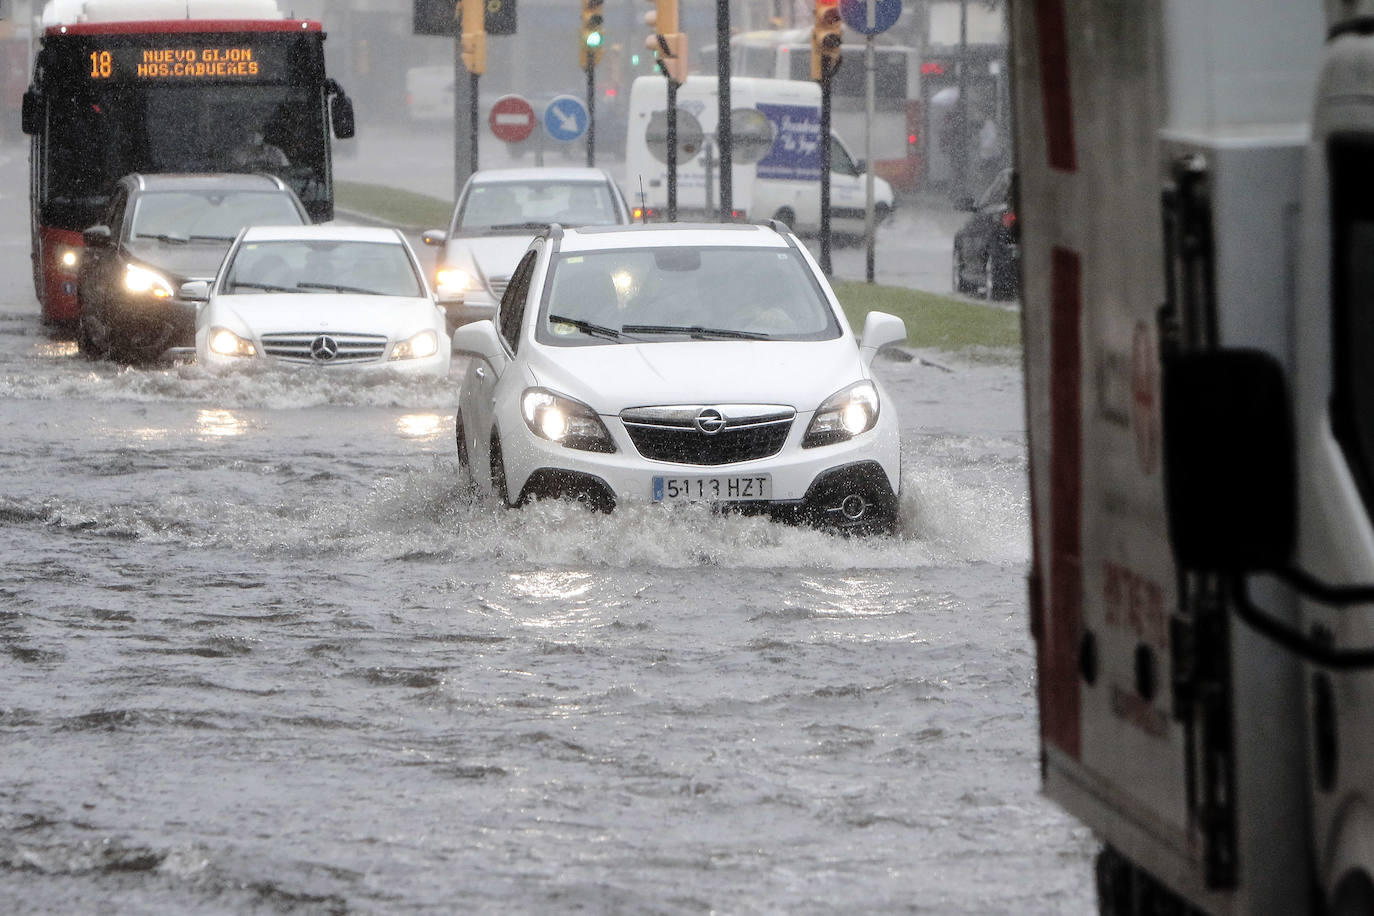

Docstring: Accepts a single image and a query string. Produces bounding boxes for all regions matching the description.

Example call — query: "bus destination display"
[86,44,286,81]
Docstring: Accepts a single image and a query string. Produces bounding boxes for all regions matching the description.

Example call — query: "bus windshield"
[44,83,326,229]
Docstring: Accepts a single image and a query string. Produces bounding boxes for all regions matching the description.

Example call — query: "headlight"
[435,267,471,296]
[207,327,256,357]
[59,249,80,272]
[124,264,175,299]
[803,380,880,447]
[520,387,616,453]
[390,329,440,361]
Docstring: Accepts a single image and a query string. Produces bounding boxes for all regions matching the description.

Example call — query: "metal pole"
[586,63,596,167]
[470,71,480,173]
[864,34,875,283]
[956,0,969,199]
[453,35,474,199]
[667,78,678,222]
[716,0,732,220]
[819,62,832,275]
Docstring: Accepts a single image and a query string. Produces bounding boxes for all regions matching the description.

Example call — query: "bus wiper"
[296,282,377,294]
[547,313,628,341]
[621,324,770,340]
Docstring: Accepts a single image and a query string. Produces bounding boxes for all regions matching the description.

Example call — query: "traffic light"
[644,0,687,85]
[581,0,605,69]
[811,0,842,81]
[460,0,486,74]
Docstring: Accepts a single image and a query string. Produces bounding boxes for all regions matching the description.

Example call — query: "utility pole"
[716,0,732,220]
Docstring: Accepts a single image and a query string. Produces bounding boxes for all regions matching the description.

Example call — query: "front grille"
[621,405,795,466]
[259,332,388,365]
[487,276,510,300]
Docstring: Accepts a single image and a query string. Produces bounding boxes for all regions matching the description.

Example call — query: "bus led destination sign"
[87,46,282,80]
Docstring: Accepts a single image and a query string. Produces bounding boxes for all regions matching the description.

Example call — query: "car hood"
[125,239,233,281]
[444,234,533,285]
[206,294,442,336]
[524,337,867,414]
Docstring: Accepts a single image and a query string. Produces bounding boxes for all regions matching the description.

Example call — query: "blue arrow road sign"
[543,95,589,143]
[840,0,901,35]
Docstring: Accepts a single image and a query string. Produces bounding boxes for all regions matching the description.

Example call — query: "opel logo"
[309,335,339,361]
[694,407,726,435]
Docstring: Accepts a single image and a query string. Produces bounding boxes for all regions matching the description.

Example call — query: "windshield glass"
[223,240,424,297]
[42,84,327,229]
[457,181,619,232]
[131,191,304,242]
[537,245,840,346]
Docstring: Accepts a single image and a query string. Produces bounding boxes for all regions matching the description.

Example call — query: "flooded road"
[0,141,1093,914]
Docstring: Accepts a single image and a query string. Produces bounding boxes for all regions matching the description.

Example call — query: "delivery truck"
[624,74,893,238]
[1014,0,1374,912]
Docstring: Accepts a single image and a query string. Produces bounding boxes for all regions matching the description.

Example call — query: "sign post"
[841,0,901,283]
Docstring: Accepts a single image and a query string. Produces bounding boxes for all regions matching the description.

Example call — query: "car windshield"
[130,191,304,242]
[457,181,619,232]
[537,245,841,346]
[222,240,425,297]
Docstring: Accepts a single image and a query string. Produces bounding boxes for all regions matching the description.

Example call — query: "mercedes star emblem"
[309,335,339,361]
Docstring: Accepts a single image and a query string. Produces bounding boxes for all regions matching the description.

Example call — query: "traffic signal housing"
[811,0,842,81]
[644,0,687,85]
[581,0,605,69]
[460,0,486,74]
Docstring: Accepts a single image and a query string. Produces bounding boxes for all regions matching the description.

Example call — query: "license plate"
[652,474,772,502]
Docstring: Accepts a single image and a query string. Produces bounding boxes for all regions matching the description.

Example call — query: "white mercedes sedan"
[189,225,451,377]
[452,221,907,534]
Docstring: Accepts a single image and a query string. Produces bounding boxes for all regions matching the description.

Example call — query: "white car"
[452,221,907,534]
[421,168,631,332]
[189,225,451,377]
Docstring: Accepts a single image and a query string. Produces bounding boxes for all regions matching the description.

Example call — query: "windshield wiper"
[296,282,378,295]
[138,233,189,245]
[231,281,295,293]
[620,324,770,340]
[487,221,551,231]
[547,313,627,341]
[187,234,237,242]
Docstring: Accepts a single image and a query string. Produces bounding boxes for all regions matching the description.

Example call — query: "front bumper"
[500,412,901,533]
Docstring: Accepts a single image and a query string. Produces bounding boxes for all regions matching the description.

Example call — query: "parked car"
[187,225,451,377]
[451,221,907,534]
[76,173,310,363]
[952,167,1019,301]
[421,167,631,331]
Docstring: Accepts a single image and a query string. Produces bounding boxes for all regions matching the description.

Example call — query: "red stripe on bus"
[46,20,320,36]
[1041,246,1083,758]
[1035,0,1077,172]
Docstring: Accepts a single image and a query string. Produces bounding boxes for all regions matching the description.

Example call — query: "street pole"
[819,60,832,275]
[864,33,875,283]
[667,79,678,221]
[470,71,480,173]
[453,37,475,199]
[956,0,969,200]
[716,0,732,220]
[586,62,596,166]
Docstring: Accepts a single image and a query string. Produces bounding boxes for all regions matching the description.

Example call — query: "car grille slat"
[260,332,388,365]
[620,405,795,466]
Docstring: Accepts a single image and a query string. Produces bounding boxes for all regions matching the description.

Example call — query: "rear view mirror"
[179,280,210,301]
[331,92,355,140]
[421,229,447,247]
[1163,348,1296,571]
[21,90,41,135]
[81,225,113,248]
[859,311,907,367]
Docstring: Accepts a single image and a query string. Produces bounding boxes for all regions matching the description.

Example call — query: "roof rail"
[764,218,792,236]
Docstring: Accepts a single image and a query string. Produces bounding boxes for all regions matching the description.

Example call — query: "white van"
[624,75,894,237]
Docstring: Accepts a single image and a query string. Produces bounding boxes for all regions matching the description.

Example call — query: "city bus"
[700,29,922,192]
[21,0,354,325]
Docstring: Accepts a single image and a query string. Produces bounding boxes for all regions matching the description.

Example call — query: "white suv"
[452,221,907,534]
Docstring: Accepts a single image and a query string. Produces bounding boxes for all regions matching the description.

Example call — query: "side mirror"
[331,92,355,140]
[451,318,507,370]
[859,310,907,367]
[81,225,113,248]
[421,228,447,247]
[179,280,210,301]
[21,90,41,135]
[855,158,867,174]
[1163,348,1296,572]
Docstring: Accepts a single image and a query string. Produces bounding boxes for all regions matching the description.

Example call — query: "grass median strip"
[831,281,1021,357]
[335,181,453,229]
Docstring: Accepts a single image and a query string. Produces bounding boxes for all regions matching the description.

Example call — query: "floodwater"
[0,142,1093,914]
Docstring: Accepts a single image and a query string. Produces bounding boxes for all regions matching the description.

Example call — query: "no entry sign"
[488,94,535,144]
